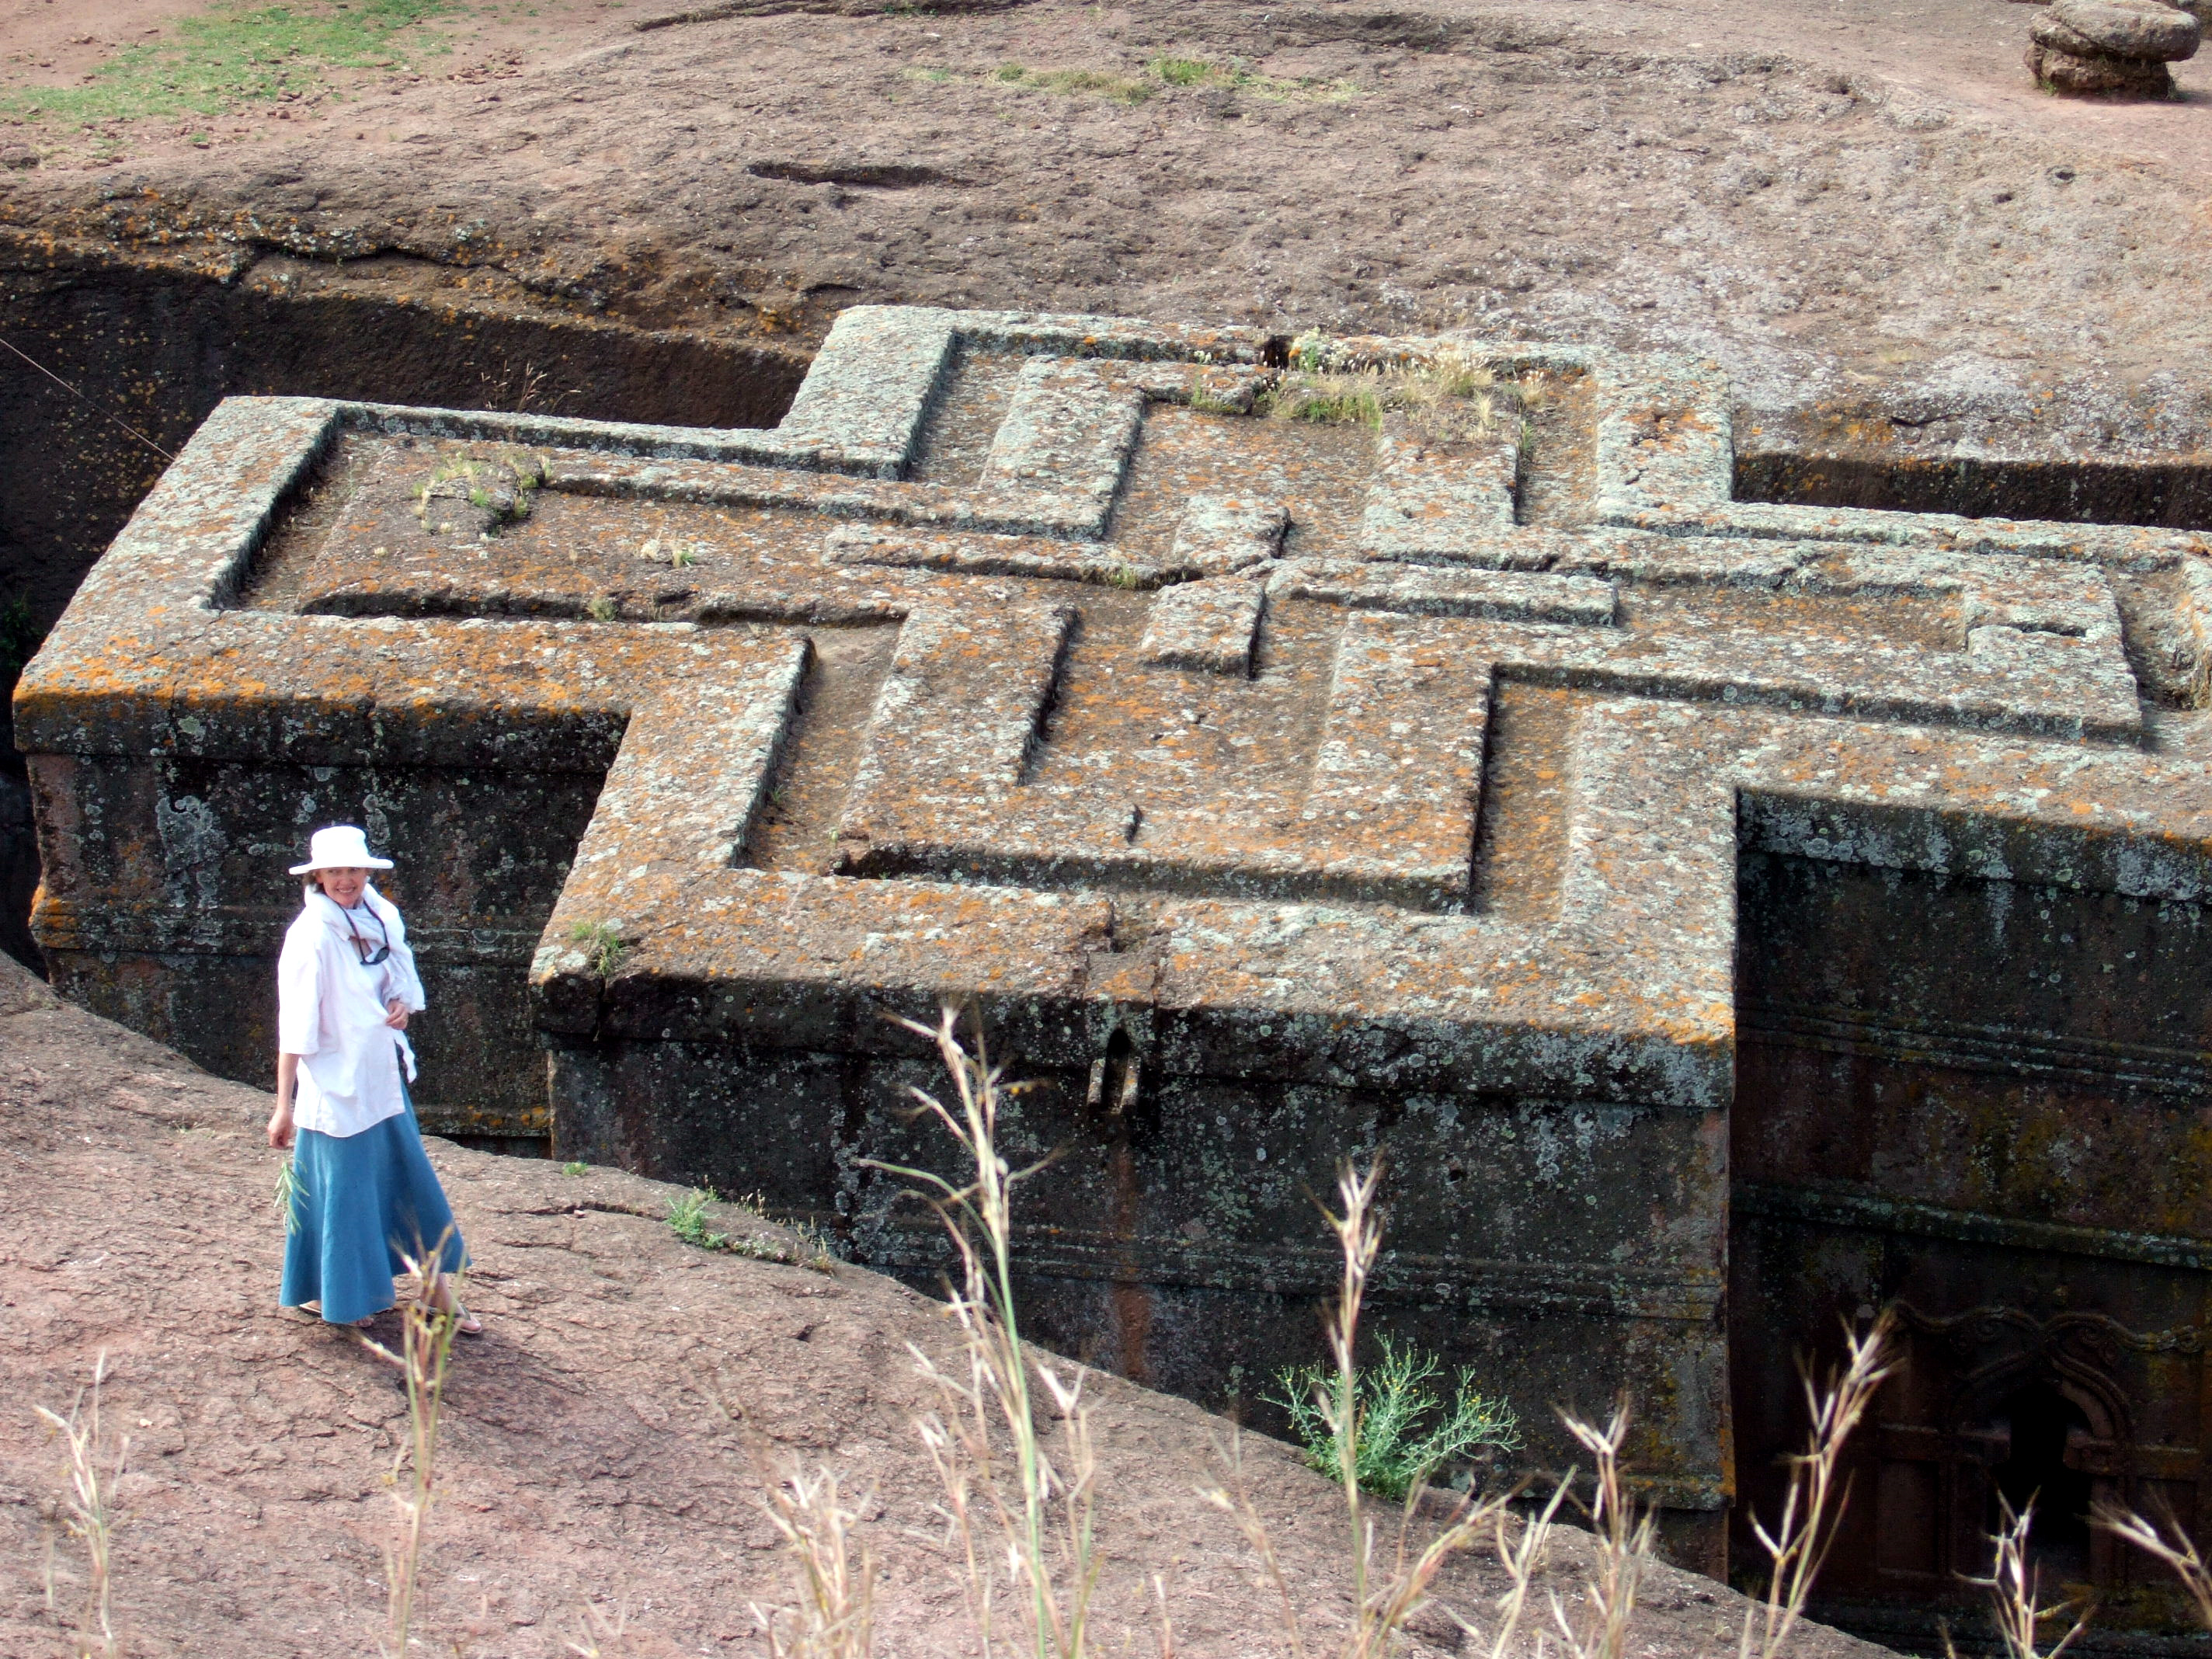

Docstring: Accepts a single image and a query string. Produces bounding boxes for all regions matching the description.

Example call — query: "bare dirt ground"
[0,951,1893,1659]
[1,0,2210,456]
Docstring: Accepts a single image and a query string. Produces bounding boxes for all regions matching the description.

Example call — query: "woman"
[266,824,478,1334]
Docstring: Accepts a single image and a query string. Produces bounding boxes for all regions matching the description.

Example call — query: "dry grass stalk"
[1738,1312,1897,1659]
[2095,1502,2212,1628]
[1355,1484,1515,1659]
[1549,1406,1656,1659]
[33,1350,129,1659]
[872,1004,1099,1659]
[360,1239,465,1658]
[1474,1473,1570,1659]
[1974,1499,2088,1659]
[1309,1159,1519,1659]
[1320,1160,1386,1619]
[567,1598,631,1657]
[1200,1434,1312,1659]
[1149,1572,1177,1659]
[1201,1156,1520,1659]
[886,1010,1615,1659]
[753,1467,878,1659]
[1272,332,1528,444]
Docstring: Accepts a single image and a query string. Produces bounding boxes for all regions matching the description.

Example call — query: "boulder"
[2047,0,2200,58]
[2026,39,2178,92]
[2033,11,2128,51]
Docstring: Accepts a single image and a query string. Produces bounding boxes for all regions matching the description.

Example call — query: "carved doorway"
[1730,849,2212,1652]
[1859,1309,2173,1595]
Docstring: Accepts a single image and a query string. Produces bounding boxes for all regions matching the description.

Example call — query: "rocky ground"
[2,0,2211,457]
[0,952,1896,1658]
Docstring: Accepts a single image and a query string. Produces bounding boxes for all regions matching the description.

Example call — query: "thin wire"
[0,332,176,462]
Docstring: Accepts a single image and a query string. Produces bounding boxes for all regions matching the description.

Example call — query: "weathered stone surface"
[2049,0,2201,57]
[2026,40,2177,92]
[1139,574,1268,675]
[19,304,2212,1592]
[2026,0,2194,97]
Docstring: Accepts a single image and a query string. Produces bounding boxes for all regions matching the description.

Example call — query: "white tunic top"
[276,885,427,1139]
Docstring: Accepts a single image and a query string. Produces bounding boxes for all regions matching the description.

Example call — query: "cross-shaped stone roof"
[26,305,2210,1097]
[19,304,2212,1538]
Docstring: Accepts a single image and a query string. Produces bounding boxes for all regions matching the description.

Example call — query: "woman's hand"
[271,1052,301,1149]
[384,999,410,1031]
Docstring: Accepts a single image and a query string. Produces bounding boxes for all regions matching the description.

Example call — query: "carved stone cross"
[23,305,2212,1567]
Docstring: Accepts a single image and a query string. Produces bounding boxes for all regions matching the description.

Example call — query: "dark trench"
[1736,449,2212,533]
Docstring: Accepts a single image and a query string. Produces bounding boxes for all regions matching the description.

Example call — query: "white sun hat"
[288,824,395,876]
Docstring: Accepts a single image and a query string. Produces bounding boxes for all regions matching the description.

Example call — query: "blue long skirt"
[280,1076,466,1326]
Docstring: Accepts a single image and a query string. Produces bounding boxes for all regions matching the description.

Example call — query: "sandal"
[450,1307,484,1337]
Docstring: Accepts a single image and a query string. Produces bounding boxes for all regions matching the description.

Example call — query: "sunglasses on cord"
[346,908,391,966]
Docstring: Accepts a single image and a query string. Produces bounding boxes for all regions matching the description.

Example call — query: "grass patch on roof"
[980,56,1361,108]
[1146,55,1361,101]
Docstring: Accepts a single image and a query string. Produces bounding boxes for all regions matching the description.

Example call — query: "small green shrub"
[416,450,541,534]
[1268,1336,1521,1501]
[783,1217,845,1273]
[1288,327,1336,374]
[638,537,702,568]
[1271,386,1386,428]
[561,1160,588,1177]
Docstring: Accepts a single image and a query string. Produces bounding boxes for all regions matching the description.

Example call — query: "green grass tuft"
[1269,1336,1521,1502]
[1144,55,1359,102]
[1272,387,1386,428]
[1149,56,1214,86]
[2,0,460,127]
[666,1186,728,1249]
[566,918,626,976]
[1258,342,1524,444]
[668,1187,841,1273]
[1288,327,1335,373]
[560,1160,588,1177]
[993,62,1153,103]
